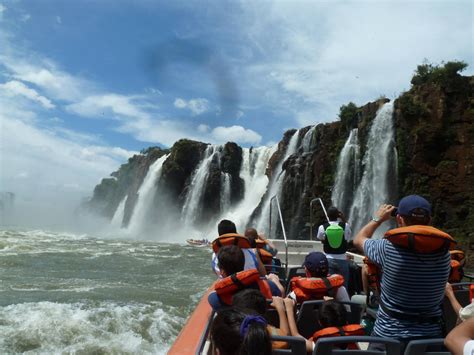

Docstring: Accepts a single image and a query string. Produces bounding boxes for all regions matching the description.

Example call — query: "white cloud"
[197,124,210,133]
[21,13,31,22]
[0,80,55,109]
[174,97,210,115]
[67,94,151,120]
[211,125,262,145]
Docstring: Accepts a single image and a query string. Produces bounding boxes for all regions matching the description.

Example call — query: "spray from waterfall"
[220,173,231,213]
[127,154,169,236]
[348,102,396,236]
[255,130,301,235]
[331,128,360,213]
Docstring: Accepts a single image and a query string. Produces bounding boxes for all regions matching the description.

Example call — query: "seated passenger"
[210,308,272,355]
[233,289,290,350]
[211,219,266,277]
[208,245,284,311]
[362,256,382,308]
[284,298,364,353]
[288,251,350,304]
[445,282,474,324]
[445,317,474,355]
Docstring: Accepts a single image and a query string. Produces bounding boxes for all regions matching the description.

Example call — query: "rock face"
[394,74,474,255]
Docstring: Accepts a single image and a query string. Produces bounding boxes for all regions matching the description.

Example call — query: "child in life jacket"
[233,289,290,350]
[288,251,350,304]
[210,308,272,355]
[208,245,284,311]
[284,298,365,353]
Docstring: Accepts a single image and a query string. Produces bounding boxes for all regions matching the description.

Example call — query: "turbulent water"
[0,228,214,354]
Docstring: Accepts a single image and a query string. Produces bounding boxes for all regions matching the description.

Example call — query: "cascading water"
[110,196,127,228]
[302,126,316,152]
[219,146,275,231]
[255,130,301,235]
[220,173,231,213]
[331,128,360,213]
[127,154,169,236]
[347,102,397,236]
[181,146,220,226]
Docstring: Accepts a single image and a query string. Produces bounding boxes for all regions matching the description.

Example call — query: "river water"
[0,228,215,354]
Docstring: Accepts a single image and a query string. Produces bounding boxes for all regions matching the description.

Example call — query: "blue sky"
[0,0,472,211]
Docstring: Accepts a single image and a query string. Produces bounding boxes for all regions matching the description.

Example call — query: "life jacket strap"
[322,277,336,298]
[231,273,245,290]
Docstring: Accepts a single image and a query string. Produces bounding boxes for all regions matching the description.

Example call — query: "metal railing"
[309,197,330,240]
[269,195,288,274]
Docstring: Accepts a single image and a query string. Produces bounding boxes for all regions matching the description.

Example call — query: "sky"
[0,0,472,220]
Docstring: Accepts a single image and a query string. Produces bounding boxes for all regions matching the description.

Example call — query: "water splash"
[331,128,360,213]
[127,154,169,236]
[348,102,396,236]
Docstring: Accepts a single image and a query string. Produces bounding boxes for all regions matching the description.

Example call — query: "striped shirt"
[364,238,450,339]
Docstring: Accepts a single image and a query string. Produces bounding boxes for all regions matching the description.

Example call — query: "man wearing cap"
[288,251,350,303]
[354,195,451,351]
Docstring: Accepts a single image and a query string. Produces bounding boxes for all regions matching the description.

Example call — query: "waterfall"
[181,145,221,226]
[127,154,169,235]
[110,196,127,228]
[255,130,301,235]
[331,128,360,213]
[348,102,396,236]
[220,146,275,231]
[302,126,316,152]
[220,173,231,213]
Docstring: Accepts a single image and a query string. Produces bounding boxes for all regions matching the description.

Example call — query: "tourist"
[316,207,352,289]
[445,317,474,355]
[210,308,272,355]
[211,219,266,277]
[288,251,350,304]
[208,245,284,311]
[353,195,454,352]
[233,289,290,350]
[244,227,278,256]
[445,282,474,323]
[284,298,364,352]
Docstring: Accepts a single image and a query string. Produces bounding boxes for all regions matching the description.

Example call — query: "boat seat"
[313,336,401,355]
[285,266,306,295]
[443,282,472,333]
[270,335,306,354]
[404,338,449,355]
[296,300,363,339]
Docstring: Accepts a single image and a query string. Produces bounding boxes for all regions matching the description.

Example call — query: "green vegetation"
[338,102,358,126]
[411,60,468,87]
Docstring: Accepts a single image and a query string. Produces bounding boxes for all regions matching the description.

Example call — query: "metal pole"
[270,195,288,275]
[309,198,330,239]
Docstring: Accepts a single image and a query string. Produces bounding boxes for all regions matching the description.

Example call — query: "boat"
[186,239,211,248]
[170,196,473,354]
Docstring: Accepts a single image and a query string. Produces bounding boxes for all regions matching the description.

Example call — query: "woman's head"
[319,300,347,328]
[210,309,271,355]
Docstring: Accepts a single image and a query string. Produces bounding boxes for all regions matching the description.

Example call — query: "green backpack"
[324,223,345,249]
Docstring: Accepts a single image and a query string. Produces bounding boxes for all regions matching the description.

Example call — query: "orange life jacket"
[256,248,274,265]
[311,324,365,349]
[214,268,273,305]
[470,284,474,302]
[449,259,463,283]
[363,257,381,294]
[290,274,344,303]
[384,225,456,253]
[212,233,252,253]
[450,250,466,263]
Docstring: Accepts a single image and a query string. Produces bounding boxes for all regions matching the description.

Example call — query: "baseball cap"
[303,252,328,275]
[398,195,432,217]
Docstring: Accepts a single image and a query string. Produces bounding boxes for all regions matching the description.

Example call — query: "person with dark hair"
[211,220,267,277]
[210,308,272,355]
[284,299,364,352]
[354,195,454,351]
[233,289,290,350]
[288,251,350,304]
[208,245,284,311]
[316,206,352,289]
[244,228,278,256]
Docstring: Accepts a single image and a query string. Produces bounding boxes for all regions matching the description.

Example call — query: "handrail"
[269,195,288,275]
[309,198,329,240]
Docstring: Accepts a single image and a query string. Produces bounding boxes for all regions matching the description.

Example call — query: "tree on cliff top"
[411,60,468,87]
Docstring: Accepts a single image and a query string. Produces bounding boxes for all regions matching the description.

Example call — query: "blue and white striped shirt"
[364,238,450,339]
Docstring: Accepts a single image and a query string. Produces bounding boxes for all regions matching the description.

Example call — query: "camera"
[391,207,398,217]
